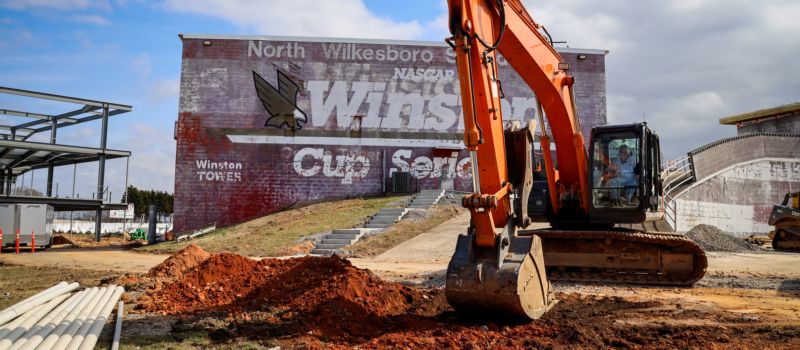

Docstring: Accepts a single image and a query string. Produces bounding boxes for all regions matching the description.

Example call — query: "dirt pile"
[686,224,761,252]
[135,250,800,349]
[140,254,441,338]
[148,244,211,279]
[50,235,74,245]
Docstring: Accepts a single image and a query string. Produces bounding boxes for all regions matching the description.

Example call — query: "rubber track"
[773,235,800,252]
[533,230,708,286]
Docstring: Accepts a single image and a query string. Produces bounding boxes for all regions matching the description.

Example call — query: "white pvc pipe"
[0,293,72,350]
[0,283,67,317]
[63,286,120,350]
[50,286,116,350]
[9,290,88,350]
[77,287,124,350]
[0,282,75,327]
[110,301,123,350]
[0,304,47,340]
[32,287,101,350]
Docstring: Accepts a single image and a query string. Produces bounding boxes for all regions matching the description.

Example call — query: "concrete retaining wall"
[689,134,800,181]
[675,133,800,236]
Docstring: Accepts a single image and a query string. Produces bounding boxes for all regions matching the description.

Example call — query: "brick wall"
[174,36,608,233]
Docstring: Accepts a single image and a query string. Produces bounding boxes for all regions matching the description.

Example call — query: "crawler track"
[529,229,707,286]
[773,232,800,252]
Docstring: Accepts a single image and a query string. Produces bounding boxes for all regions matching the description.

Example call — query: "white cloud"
[0,27,33,48]
[116,122,176,192]
[0,0,109,10]
[521,0,800,159]
[130,52,151,77]
[162,0,424,39]
[70,14,110,25]
[147,79,180,104]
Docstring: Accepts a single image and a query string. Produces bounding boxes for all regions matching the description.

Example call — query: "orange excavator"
[444,0,707,319]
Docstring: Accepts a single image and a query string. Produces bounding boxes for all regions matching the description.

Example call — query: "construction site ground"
[1,207,798,349]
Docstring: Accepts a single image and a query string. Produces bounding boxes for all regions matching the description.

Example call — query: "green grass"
[135,195,409,257]
[0,264,119,310]
[348,205,465,257]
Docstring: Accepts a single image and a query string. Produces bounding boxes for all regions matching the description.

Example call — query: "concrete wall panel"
[676,158,800,236]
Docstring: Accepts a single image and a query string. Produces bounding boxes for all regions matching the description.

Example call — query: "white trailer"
[0,204,20,247]
[18,204,54,248]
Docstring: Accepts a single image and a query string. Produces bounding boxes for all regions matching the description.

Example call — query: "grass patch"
[348,205,466,257]
[135,195,409,257]
[0,263,120,310]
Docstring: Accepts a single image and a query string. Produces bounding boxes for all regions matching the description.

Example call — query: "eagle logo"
[253,70,307,130]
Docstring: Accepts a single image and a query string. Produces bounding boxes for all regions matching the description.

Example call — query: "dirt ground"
[0,211,798,349]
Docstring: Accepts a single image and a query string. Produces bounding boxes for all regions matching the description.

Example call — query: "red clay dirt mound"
[139,254,444,338]
[147,243,210,279]
[136,251,800,349]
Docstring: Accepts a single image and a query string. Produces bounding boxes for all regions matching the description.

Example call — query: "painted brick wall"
[174,35,608,233]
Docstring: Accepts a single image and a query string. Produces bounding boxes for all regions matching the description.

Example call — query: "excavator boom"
[444,0,707,320]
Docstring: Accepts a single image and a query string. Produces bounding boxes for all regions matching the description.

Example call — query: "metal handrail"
[659,155,695,231]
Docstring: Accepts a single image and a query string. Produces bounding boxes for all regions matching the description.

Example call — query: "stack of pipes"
[0,282,124,350]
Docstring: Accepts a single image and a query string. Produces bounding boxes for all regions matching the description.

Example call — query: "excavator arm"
[444,0,579,319]
[449,0,590,248]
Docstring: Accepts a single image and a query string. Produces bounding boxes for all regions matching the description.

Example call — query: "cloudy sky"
[1,0,798,197]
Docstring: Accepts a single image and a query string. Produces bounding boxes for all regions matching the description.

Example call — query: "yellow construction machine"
[768,192,800,252]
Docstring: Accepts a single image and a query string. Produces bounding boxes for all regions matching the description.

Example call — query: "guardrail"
[660,155,695,231]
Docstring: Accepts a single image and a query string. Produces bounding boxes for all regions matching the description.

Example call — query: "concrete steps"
[311,190,445,256]
[407,189,445,210]
[310,207,407,255]
[310,228,370,255]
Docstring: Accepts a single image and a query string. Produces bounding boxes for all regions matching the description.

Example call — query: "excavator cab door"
[588,123,662,225]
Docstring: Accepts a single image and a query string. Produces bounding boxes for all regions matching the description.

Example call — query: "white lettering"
[196,159,244,182]
[389,149,470,180]
[292,147,371,184]
[306,80,534,132]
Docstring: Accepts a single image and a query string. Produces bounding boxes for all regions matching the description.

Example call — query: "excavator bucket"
[446,231,556,319]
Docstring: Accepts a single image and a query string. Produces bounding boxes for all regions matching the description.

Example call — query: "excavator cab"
[588,123,663,225]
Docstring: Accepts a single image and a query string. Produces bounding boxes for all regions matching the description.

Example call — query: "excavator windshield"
[591,132,641,209]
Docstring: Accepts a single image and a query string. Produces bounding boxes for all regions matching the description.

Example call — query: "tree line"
[122,185,174,217]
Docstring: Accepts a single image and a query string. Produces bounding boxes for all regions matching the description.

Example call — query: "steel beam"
[0,139,130,157]
[0,125,35,133]
[12,106,92,130]
[0,195,128,211]
[0,108,51,120]
[95,105,109,242]
[31,108,127,133]
[46,120,57,196]
[4,169,11,196]
[7,150,37,168]
[0,86,132,111]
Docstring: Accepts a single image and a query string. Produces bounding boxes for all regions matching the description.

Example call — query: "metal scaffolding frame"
[0,86,133,241]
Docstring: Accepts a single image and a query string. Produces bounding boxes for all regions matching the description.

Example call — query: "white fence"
[53,220,172,235]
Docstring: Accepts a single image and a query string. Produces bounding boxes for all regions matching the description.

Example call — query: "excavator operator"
[607,145,638,204]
